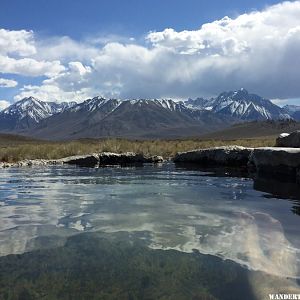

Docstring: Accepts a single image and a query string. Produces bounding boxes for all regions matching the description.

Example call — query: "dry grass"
[0,137,276,163]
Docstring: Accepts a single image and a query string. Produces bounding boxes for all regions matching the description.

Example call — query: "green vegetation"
[0,136,276,162]
[0,232,254,300]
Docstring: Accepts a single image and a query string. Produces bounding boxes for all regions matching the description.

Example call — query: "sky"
[0,0,300,108]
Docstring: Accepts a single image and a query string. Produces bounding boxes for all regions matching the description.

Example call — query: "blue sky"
[0,0,283,38]
[0,0,299,107]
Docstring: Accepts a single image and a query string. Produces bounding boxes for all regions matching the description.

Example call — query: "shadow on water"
[175,163,300,214]
[0,231,257,300]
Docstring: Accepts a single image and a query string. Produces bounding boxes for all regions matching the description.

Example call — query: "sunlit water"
[0,163,300,299]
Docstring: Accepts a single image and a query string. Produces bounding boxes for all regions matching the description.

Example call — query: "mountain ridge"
[0,90,293,140]
[186,88,291,121]
[283,104,300,121]
[28,97,234,140]
[0,97,76,131]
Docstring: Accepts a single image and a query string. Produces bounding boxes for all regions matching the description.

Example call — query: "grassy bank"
[0,136,276,163]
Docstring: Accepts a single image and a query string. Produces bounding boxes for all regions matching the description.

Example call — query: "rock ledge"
[174,146,253,167]
[0,152,164,168]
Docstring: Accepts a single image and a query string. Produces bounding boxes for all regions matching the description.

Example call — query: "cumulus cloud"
[0,100,10,110]
[0,29,65,78]
[15,61,93,102]
[5,1,300,102]
[0,29,36,56]
[0,55,65,77]
[15,81,92,103]
[0,78,17,88]
[34,36,99,63]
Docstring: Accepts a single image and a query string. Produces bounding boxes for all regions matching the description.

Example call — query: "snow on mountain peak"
[1,97,77,123]
[185,89,292,121]
[0,92,294,134]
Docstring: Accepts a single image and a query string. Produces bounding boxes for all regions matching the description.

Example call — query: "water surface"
[0,163,300,299]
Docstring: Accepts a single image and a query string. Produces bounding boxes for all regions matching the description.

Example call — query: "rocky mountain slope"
[0,97,76,131]
[0,90,294,140]
[186,88,291,121]
[29,97,234,140]
[284,105,300,121]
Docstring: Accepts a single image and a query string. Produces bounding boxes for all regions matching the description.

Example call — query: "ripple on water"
[0,163,299,298]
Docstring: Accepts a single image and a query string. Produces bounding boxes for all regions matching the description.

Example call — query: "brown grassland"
[0,134,275,163]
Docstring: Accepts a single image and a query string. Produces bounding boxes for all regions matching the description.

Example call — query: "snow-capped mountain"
[52,101,77,113]
[186,89,291,121]
[70,97,205,117]
[70,96,121,114]
[185,98,214,110]
[0,97,76,131]
[283,105,300,121]
[28,97,234,140]
[0,90,295,139]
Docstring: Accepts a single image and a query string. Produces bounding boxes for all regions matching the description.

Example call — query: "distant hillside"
[0,133,42,146]
[199,120,300,140]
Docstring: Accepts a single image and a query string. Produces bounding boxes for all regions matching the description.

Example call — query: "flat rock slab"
[100,152,135,165]
[249,147,300,178]
[174,146,300,180]
[61,154,100,167]
[0,159,63,168]
[174,146,253,167]
[99,152,163,165]
[0,153,164,168]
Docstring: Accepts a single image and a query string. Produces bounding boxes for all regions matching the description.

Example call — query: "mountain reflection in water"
[0,163,299,299]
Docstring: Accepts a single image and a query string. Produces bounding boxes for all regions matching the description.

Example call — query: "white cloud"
[0,100,10,110]
[0,55,65,77]
[271,99,290,106]
[4,1,300,102]
[34,36,99,63]
[0,29,65,77]
[0,29,36,56]
[0,78,17,88]
[14,83,92,103]
[272,98,300,107]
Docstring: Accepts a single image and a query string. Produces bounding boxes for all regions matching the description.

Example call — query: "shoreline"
[1,146,300,182]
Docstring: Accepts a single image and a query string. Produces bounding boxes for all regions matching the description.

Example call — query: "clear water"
[0,163,300,299]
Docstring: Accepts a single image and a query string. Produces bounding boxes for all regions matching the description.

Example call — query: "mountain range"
[283,105,300,121]
[0,89,294,140]
[0,97,76,131]
[186,88,290,120]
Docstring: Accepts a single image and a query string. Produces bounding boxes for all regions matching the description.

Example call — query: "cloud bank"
[0,100,10,110]
[1,1,300,103]
[0,78,17,88]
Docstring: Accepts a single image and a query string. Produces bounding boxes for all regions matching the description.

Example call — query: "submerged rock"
[276,131,300,147]
[173,146,253,167]
[249,147,300,179]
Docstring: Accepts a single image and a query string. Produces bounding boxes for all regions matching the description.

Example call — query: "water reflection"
[0,164,300,297]
[176,164,300,208]
[253,175,300,200]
